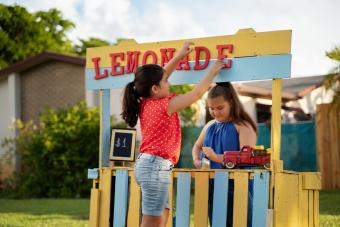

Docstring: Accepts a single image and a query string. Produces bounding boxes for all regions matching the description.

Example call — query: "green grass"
[0,190,339,226]
[0,199,89,227]
[320,190,340,226]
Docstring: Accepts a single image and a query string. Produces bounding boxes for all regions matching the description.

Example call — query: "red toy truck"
[223,145,271,169]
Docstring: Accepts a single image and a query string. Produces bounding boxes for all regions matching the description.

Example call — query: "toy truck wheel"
[225,161,235,169]
[264,162,270,169]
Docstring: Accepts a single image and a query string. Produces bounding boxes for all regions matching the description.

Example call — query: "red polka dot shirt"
[139,93,181,164]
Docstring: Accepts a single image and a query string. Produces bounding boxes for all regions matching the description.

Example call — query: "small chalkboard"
[109,128,137,161]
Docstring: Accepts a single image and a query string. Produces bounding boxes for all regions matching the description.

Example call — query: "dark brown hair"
[208,82,258,134]
[121,64,165,127]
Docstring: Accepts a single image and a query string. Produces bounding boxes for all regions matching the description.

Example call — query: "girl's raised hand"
[208,60,225,76]
[178,42,194,58]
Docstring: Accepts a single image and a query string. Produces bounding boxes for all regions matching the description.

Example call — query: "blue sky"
[3,0,340,77]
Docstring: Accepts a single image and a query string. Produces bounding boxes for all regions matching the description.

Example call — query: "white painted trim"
[8,72,21,173]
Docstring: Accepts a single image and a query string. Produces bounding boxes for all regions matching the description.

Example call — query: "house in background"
[0,52,87,182]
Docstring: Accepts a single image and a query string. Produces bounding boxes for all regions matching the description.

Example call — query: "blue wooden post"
[212,172,229,227]
[113,170,129,227]
[252,172,270,227]
[100,89,111,167]
[176,172,191,227]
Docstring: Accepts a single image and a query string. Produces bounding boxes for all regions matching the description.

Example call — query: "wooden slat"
[99,90,111,167]
[330,105,340,188]
[233,172,249,227]
[308,190,314,227]
[271,78,282,162]
[315,105,324,188]
[252,172,270,227]
[113,170,129,227]
[316,104,331,188]
[338,104,340,189]
[166,172,174,227]
[299,175,309,227]
[269,78,283,221]
[98,168,112,227]
[274,173,299,227]
[212,172,229,227]
[314,191,320,227]
[176,172,191,227]
[89,188,100,227]
[127,171,141,227]
[194,172,209,227]
[302,173,321,190]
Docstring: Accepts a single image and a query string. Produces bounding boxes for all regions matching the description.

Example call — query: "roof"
[234,75,326,102]
[0,51,85,79]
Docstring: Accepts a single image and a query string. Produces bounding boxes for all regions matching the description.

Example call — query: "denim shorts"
[134,153,174,216]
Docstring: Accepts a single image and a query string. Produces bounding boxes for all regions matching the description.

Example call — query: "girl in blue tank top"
[192,82,258,227]
[203,121,240,169]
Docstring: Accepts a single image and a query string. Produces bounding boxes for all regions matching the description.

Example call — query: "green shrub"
[1,102,126,198]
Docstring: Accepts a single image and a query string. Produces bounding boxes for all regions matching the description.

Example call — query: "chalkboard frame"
[109,128,137,161]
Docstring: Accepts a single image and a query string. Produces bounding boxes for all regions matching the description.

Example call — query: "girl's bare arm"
[167,61,224,115]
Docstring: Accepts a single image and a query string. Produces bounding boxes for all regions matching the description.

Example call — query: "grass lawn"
[320,190,340,226]
[0,190,339,226]
[0,199,89,227]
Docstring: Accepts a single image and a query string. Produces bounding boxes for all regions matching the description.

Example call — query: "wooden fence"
[88,168,320,227]
[316,103,340,189]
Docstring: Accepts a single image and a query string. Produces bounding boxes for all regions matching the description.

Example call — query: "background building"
[0,51,85,181]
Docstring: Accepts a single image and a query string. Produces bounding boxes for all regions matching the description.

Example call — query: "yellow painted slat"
[127,172,141,227]
[86,29,291,68]
[166,172,174,227]
[308,191,314,227]
[302,172,321,190]
[89,188,100,227]
[194,172,209,227]
[274,173,299,227]
[233,172,249,227]
[299,175,309,227]
[314,191,320,227]
[271,79,282,163]
[98,168,112,227]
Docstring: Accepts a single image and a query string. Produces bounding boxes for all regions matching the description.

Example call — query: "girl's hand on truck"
[202,147,218,162]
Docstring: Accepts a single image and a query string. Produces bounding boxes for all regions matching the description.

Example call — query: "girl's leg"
[141,214,163,227]
[140,207,169,227]
[161,208,170,227]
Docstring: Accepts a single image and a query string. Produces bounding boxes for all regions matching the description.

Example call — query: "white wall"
[0,78,10,157]
[85,88,124,122]
[110,89,124,122]
[0,73,21,174]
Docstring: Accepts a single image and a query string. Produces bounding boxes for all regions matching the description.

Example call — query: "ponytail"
[122,81,140,127]
[121,64,164,127]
